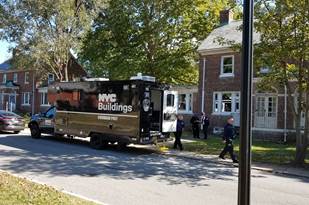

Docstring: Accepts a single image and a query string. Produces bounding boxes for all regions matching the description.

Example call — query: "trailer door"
[162,90,178,133]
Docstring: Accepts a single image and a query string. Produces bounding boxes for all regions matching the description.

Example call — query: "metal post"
[238,0,254,205]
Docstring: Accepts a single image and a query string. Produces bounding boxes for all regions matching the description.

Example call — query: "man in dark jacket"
[173,115,185,150]
[201,112,210,139]
[190,114,200,138]
[219,116,238,163]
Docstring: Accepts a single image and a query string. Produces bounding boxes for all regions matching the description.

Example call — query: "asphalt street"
[0,130,308,205]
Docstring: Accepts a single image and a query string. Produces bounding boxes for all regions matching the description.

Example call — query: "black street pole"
[238,0,254,205]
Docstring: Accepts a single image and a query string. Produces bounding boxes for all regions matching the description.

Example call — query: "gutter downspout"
[201,58,206,113]
[284,85,287,143]
[32,72,35,114]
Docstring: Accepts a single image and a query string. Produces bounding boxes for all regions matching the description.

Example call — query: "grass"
[0,171,97,205]
[170,132,309,165]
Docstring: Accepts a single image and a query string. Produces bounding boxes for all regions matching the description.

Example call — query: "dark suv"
[28,106,56,138]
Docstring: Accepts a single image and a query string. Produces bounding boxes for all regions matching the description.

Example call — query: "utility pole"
[238,0,254,205]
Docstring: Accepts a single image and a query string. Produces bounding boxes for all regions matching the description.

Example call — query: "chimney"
[220,10,234,25]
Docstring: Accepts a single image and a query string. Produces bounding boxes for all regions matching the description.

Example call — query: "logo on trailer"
[98,93,133,113]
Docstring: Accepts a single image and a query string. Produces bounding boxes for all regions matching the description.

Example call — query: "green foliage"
[80,0,232,84]
[255,0,309,164]
[0,0,106,81]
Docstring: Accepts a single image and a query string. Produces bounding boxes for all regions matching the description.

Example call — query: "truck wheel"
[90,134,103,149]
[117,142,128,150]
[30,124,41,139]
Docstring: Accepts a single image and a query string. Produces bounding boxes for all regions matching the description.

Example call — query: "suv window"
[45,107,56,118]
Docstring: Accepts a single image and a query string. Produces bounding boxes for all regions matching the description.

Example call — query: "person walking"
[173,115,185,151]
[219,116,238,163]
[201,112,210,140]
[190,114,200,138]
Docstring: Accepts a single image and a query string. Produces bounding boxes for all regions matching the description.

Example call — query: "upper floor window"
[2,74,7,83]
[178,93,193,113]
[24,72,30,84]
[213,92,240,114]
[13,73,18,83]
[220,55,234,77]
[48,73,55,85]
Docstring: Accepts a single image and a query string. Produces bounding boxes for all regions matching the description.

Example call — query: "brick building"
[0,57,87,114]
[197,10,303,141]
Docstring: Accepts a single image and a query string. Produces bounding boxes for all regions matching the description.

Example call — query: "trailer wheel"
[90,134,103,149]
[30,124,41,139]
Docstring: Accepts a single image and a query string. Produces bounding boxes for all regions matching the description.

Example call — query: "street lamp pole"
[238,0,254,205]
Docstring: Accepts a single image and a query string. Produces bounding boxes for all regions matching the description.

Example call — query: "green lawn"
[0,172,97,205]
[171,132,309,165]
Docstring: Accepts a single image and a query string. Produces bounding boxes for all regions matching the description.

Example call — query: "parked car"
[0,110,25,133]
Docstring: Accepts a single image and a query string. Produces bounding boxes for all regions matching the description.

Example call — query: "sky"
[0,40,12,63]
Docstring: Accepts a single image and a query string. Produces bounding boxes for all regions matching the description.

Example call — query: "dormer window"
[260,66,271,74]
[48,73,55,85]
[220,55,234,77]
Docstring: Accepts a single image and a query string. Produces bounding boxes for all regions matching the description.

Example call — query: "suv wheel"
[90,134,103,149]
[30,124,41,139]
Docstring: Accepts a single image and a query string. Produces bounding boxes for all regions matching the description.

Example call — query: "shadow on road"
[0,134,243,186]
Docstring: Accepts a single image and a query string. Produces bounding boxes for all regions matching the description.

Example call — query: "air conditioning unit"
[130,73,156,82]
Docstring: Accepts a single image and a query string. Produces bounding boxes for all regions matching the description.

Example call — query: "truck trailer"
[29,75,178,149]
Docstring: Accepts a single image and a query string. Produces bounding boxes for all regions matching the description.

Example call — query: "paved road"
[0,131,308,205]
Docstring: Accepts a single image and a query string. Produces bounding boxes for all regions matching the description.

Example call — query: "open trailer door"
[162,90,178,133]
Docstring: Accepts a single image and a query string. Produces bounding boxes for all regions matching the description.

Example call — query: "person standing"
[201,112,210,140]
[190,114,200,138]
[173,115,185,150]
[219,116,238,163]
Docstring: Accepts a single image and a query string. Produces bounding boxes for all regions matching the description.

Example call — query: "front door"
[9,95,16,111]
[254,95,277,129]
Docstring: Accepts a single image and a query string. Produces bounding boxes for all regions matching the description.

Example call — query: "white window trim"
[24,72,30,84]
[178,93,193,114]
[220,55,234,78]
[212,91,240,115]
[22,92,31,106]
[13,73,18,83]
[40,92,50,106]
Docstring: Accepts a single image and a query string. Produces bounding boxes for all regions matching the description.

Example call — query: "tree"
[255,0,309,165]
[80,0,233,84]
[0,0,106,81]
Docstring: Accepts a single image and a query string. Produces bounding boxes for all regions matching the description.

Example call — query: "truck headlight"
[142,98,150,112]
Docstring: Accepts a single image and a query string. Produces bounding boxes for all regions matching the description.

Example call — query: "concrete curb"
[159,151,309,179]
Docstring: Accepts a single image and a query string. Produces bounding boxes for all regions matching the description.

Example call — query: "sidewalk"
[159,141,309,179]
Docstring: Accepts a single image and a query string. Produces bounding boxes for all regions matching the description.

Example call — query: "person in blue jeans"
[174,115,185,151]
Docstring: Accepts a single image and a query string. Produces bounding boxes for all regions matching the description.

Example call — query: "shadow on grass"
[0,134,241,187]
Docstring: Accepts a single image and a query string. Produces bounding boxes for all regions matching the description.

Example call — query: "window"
[22,92,31,105]
[24,72,30,84]
[41,92,49,105]
[213,92,240,114]
[13,73,18,83]
[220,55,234,77]
[2,74,7,83]
[45,107,56,118]
[166,94,175,107]
[178,93,193,113]
[48,73,54,85]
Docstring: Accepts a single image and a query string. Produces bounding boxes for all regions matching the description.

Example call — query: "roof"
[197,20,261,53]
[0,59,12,71]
